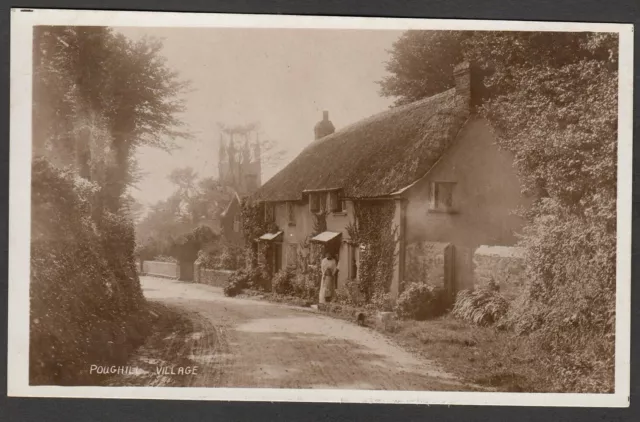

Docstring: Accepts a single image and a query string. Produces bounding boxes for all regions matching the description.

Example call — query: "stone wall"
[194,264,234,287]
[404,241,449,288]
[142,261,180,279]
[473,245,525,300]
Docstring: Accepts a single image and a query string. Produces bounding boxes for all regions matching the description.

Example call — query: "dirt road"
[114,276,467,390]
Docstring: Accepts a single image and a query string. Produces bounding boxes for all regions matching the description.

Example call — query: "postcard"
[8,8,633,407]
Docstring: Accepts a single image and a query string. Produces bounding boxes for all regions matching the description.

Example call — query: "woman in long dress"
[319,252,338,304]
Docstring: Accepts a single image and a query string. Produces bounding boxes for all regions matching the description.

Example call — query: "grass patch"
[388,316,549,392]
[239,290,314,308]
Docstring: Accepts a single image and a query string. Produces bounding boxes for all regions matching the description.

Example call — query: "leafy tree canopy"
[33,26,192,210]
[380,30,619,391]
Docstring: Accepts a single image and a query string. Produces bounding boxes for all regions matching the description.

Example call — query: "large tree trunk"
[102,135,131,213]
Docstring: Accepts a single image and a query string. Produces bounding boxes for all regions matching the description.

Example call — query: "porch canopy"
[310,231,341,244]
[257,231,283,242]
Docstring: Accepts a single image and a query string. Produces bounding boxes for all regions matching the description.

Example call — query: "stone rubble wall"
[404,241,449,288]
[194,263,234,287]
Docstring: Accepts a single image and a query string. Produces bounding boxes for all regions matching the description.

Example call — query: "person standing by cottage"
[319,251,338,304]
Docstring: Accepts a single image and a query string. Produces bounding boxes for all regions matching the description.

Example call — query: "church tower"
[218,128,262,196]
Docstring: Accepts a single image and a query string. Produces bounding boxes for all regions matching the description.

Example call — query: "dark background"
[1,0,638,420]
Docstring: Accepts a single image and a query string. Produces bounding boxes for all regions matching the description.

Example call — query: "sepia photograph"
[8,9,633,406]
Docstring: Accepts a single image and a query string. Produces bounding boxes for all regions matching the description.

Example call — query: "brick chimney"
[314,110,335,140]
[454,61,486,108]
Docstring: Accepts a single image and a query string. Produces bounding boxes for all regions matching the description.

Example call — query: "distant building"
[218,131,262,246]
[249,62,531,299]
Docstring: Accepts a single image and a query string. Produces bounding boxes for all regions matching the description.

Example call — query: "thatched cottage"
[250,62,530,299]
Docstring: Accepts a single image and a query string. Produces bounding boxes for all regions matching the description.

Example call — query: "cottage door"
[273,243,283,273]
[326,238,341,261]
[454,245,473,292]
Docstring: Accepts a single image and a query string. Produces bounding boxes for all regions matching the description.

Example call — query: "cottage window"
[329,191,339,212]
[329,191,346,214]
[233,214,241,232]
[265,203,275,222]
[339,194,347,213]
[319,193,327,212]
[287,202,296,225]
[309,193,320,213]
[429,182,456,212]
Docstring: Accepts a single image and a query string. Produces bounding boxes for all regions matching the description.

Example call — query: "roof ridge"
[302,88,456,152]
[254,88,468,202]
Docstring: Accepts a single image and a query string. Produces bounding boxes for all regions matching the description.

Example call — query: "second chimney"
[314,110,335,140]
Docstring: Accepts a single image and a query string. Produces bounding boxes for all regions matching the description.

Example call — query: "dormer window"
[265,203,275,222]
[329,191,346,214]
[429,182,456,212]
[309,193,320,213]
[319,193,327,212]
[329,191,339,212]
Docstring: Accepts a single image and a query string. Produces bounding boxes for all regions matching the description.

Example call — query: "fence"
[141,260,180,279]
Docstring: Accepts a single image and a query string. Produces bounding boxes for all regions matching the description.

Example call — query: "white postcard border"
[8,8,634,407]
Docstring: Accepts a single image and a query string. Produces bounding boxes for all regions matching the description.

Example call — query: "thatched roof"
[253,88,469,202]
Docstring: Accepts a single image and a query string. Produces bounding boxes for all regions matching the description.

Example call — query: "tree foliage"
[135,170,233,261]
[381,30,618,392]
[470,33,618,393]
[378,30,472,106]
[30,159,151,385]
[30,26,190,384]
[33,26,191,211]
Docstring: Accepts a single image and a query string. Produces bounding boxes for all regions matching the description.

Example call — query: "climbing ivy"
[240,199,266,244]
[346,200,398,302]
[239,199,280,289]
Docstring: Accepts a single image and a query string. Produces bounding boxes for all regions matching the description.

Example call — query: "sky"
[115,27,402,207]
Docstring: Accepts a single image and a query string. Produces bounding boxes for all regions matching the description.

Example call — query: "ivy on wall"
[346,200,398,302]
[240,199,280,289]
[237,198,398,303]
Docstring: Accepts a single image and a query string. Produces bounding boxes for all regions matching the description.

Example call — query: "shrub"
[452,288,510,326]
[223,268,251,297]
[223,265,268,296]
[272,269,294,295]
[218,248,236,270]
[216,244,243,270]
[395,282,447,321]
[369,291,394,312]
[291,273,320,301]
[334,279,366,306]
[195,248,220,269]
